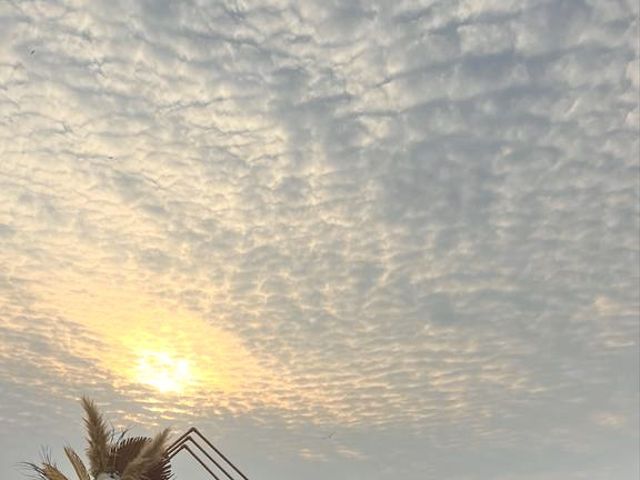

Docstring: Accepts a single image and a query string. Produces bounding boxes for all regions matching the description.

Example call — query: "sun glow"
[38,279,303,416]
[136,351,193,393]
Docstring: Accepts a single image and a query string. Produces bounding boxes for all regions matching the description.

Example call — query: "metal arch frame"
[166,427,249,480]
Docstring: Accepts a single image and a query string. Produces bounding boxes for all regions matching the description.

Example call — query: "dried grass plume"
[81,397,110,478]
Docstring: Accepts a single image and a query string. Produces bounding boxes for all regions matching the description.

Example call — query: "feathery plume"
[41,464,71,480]
[81,396,111,477]
[26,463,70,480]
[64,447,90,480]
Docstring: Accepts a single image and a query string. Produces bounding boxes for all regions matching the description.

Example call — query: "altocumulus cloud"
[0,1,638,479]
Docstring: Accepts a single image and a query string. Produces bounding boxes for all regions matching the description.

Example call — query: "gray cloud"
[0,0,638,479]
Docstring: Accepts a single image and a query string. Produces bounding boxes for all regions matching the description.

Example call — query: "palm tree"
[27,397,172,480]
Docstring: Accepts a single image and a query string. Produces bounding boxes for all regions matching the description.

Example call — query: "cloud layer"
[0,1,638,479]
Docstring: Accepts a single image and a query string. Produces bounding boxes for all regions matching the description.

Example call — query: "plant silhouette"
[26,397,171,480]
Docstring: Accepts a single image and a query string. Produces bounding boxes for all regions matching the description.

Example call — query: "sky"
[0,0,638,479]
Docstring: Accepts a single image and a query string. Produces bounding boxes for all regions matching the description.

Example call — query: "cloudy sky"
[0,0,638,479]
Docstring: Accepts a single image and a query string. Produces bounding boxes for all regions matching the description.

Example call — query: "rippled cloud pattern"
[0,1,638,479]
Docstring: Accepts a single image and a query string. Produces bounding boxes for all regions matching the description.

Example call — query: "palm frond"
[146,452,173,480]
[110,436,149,473]
[120,429,171,480]
[111,435,173,480]
[81,396,111,477]
[64,447,90,480]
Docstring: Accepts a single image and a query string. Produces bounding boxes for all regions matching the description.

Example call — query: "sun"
[135,351,193,393]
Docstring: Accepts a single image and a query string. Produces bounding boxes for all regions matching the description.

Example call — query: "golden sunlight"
[35,276,318,418]
[38,278,272,400]
[135,351,193,393]
[23,274,361,427]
